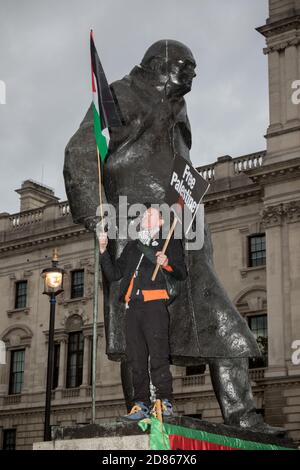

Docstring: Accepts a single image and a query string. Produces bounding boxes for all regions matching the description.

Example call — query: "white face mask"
[138,226,160,245]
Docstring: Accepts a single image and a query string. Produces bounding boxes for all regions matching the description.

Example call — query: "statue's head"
[140,39,196,98]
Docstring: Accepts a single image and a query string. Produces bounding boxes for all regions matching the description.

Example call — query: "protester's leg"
[142,300,173,401]
[125,300,151,406]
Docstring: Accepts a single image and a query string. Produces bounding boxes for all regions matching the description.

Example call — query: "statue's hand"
[84,215,100,232]
[98,231,108,254]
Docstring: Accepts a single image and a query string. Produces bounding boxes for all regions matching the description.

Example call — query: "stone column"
[22,346,31,393]
[257,4,300,163]
[261,205,287,377]
[285,45,299,122]
[285,201,300,375]
[268,50,281,128]
[58,337,67,389]
[0,346,8,396]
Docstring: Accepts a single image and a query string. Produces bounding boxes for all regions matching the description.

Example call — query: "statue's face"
[140,40,197,98]
[166,57,196,97]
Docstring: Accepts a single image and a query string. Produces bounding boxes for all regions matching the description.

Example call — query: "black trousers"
[125,298,173,406]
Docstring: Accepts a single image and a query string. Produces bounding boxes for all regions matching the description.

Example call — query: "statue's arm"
[100,241,131,282]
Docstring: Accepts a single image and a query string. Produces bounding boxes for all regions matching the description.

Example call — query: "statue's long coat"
[64,65,260,366]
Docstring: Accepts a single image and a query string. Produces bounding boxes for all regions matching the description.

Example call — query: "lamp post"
[41,248,65,441]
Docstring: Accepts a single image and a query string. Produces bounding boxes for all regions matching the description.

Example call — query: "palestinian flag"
[90,30,122,163]
[139,417,294,451]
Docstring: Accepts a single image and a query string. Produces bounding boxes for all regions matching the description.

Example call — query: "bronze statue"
[64,39,284,434]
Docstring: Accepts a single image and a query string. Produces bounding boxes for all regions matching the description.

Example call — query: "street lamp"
[41,248,65,441]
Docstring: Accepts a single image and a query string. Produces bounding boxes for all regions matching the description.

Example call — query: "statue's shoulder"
[110,74,135,100]
[109,73,142,124]
[79,103,94,129]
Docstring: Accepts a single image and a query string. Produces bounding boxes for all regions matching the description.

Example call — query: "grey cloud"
[0,0,268,213]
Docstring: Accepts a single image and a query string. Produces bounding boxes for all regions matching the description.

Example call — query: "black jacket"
[100,235,187,302]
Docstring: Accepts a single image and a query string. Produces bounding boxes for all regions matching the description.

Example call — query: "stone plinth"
[33,416,297,450]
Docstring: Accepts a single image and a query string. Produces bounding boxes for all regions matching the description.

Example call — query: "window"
[185,365,206,376]
[52,343,60,390]
[15,281,27,309]
[2,429,16,450]
[9,350,25,394]
[66,332,83,388]
[248,234,266,267]
[248,315,268,369]
[71,270,84,299]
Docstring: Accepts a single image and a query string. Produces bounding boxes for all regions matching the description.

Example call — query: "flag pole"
[90,28,122,424]
[91,142,105,426]
[151,217,178,281]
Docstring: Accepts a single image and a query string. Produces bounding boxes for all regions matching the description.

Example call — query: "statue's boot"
[208,358,287,437]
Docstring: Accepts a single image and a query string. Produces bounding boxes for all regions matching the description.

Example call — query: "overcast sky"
[0,0,268,214]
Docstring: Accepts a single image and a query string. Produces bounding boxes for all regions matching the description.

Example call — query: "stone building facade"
[0,0,300,449]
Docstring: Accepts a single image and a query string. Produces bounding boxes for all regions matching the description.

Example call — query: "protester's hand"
[99,232,108,254]
[156,251,168,267]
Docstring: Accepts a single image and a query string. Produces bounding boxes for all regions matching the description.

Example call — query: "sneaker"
[151,399,174,418]
[161,398,174,417]
[120,401,150,422]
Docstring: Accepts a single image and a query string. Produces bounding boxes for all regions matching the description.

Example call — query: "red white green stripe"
[138,417,294,451]
[90,31,108,161]
[90,30,122,162]
[91,75,108,162]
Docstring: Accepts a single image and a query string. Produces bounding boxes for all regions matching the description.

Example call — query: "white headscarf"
[137,226,160,245]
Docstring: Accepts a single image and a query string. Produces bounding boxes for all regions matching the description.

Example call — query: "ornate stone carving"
[65,313,83,331]
[61,309,89,329]
[283,200,300,224]
[1,325,33,347]
[263,38,300,54]
[261,201,300,227]
[258,16,300,51]
[260,204,285,228]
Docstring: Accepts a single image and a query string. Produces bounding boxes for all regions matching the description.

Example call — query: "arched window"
[235,287,268,369]
[1,325,33,395]
[65,315,84,388]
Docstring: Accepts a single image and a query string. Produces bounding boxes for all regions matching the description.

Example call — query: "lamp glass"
[45,272,63,290]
